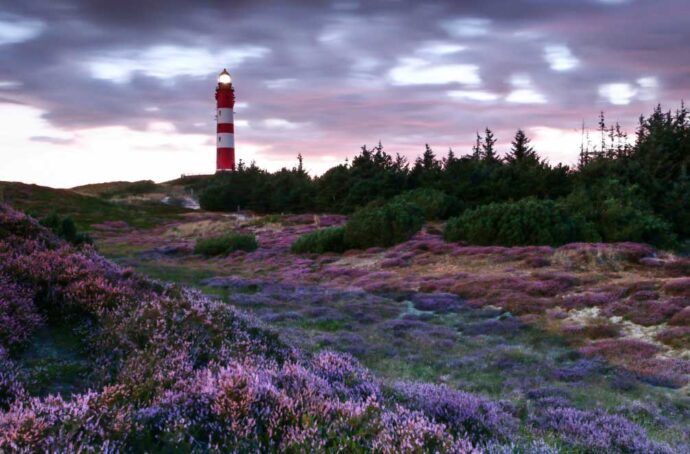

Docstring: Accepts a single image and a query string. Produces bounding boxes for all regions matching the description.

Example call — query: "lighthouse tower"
[215,69,235,171]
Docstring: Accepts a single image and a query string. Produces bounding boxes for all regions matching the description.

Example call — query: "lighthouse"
[215,68,235,171]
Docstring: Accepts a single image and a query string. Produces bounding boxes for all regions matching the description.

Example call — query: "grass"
[0,181,188,230]
[18,324,90,397]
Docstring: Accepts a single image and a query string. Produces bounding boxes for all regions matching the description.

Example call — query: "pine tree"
[481,128,499,163]
[297,153,305,174]
[421,144,438,169]
[471,131,482,160]
[506,129,537,164]
[443,148,457,168]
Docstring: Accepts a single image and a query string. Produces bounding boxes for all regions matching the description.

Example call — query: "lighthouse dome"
[218,69,232,84]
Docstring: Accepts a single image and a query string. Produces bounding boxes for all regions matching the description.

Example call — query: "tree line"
[197,103,690,246]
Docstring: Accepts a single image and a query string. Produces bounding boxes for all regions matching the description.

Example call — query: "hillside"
[0,181,190,230]
[2,198,688,452]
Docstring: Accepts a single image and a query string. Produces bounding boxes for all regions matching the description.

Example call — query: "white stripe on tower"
[217,133,235,148]
[217,108,233,124]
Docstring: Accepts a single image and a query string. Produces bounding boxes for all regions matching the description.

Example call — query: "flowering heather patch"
[661,257,690,277]
[552,359,604,382]
[561,291,616,310]
[13,203,690,450]
[553,242,655,270]
[1,204,494,452]
[602,298,681,326]
[531,407,674,454]
[561,322,621,340]
[0,353,25,410]
[463,317,525,337]
[311,351,381,401]
[579,339,661,361]
[380,257,409,268]
[669,306,690,325]
[663,278,690,297]
[579,339,690,388]
[393,382,518,444]
[0,275,43,350]
[409,293,465,313]
[656,326,690,348]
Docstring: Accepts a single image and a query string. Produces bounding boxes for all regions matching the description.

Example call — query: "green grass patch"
[194,232,258,257]
[0,181,188,230]
[298,318,349,332]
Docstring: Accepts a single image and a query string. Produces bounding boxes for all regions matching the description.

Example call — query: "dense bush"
[444,198,588,247]
[39,212,92,246]
[344,200,425,249]
[292,199,426,253]
[561,179,676,247]
[291,226,347,254]
[392,188,463,220]
[194,232,258,256]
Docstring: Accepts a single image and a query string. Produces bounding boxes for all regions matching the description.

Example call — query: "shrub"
[39,213,92,246]
[194,232,258,257]
[561,180,676,248]
[343,200,425,249]
[444,198,588,247]
[392,188,463,220]
[290,226,346,254]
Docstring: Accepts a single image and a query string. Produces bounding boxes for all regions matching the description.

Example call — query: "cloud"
[417,42,466,56]
[0,15,44,46]
[87,45,270,83]
[506,74,547,104]
[389,58,480,86]
[447,90,500,102]
[30,135,75,145]
[442,18,491,37]
[262,118,304,130]
[544,45,579,71]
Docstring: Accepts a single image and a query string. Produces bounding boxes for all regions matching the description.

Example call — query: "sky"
[0,0,688,188]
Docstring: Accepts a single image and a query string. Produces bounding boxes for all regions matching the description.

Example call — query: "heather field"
[93,208,690,451]
[2,200,690,452]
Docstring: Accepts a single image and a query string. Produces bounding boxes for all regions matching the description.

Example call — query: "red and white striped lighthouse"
[215,68,235,171]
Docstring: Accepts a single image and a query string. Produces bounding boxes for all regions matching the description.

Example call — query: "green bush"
[444,198,589,246]
[290,226,347,254]
[344,200,425,249]
[40,213,93,245]
[194,233,258,257]
[392,188,463,220]
[561,180,677,248]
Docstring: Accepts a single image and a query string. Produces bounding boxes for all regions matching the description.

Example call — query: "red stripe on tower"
[215,68,236,172]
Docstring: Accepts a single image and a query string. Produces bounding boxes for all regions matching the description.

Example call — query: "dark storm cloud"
[1,0,689,165]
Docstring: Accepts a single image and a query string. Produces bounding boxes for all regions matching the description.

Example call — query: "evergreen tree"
[443,148,457,168]
[481,128,499,163]
[297,153,304,174]
[471,131,482,160]
[506,129,538,164]
[421,144,439,169]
